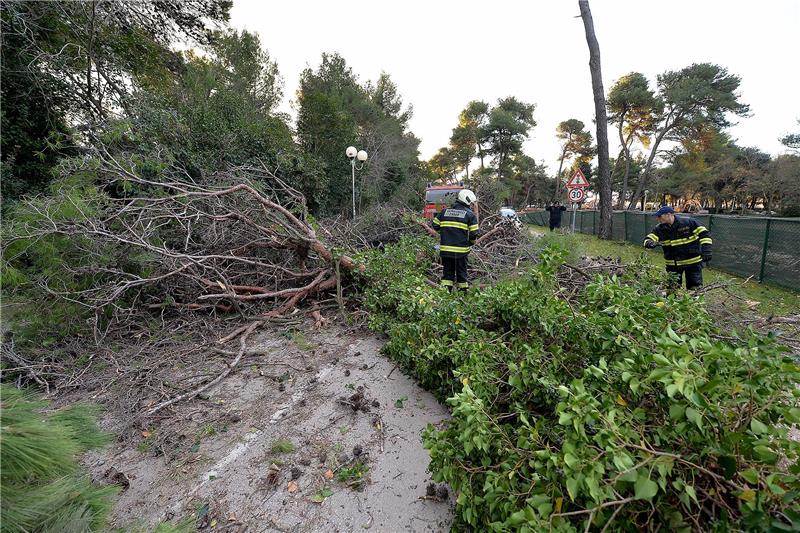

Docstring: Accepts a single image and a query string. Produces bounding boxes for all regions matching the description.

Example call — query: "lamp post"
[346,146,368,218]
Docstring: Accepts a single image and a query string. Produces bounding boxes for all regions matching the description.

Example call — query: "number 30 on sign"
[568,187,586,203]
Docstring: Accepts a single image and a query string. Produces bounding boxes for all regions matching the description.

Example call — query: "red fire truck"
[423,184,463,219]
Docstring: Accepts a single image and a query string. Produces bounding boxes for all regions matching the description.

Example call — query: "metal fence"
[521,210,800,291]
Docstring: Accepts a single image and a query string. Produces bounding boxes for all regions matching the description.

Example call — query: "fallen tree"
[1,148,535,410]
[7,158,358,323]
[4,147,538,332]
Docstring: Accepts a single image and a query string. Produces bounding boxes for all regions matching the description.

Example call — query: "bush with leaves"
[0,385,116,532]
[364,239,800,531]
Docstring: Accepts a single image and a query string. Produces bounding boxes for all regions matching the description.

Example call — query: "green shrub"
[364,240,800,531]
[0,385,116,533]
[270,438,295,454]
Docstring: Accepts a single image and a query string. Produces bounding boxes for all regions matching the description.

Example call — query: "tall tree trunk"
[616,115,633,209]
[524,184,534,206]
[554,145,567,200]
[578,0,612,239]
[627,125,670,210]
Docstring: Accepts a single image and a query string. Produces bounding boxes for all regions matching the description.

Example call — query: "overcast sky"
[229,0,800,174]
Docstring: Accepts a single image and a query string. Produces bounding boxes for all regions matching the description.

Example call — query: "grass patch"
[288,330,314,351]
[530,227,800,316]
[197,424,216,439]
[310,486,334,503]
[270,438,295,454]
[336,461,369,490]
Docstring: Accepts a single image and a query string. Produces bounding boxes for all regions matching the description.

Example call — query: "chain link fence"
[521,209,800,291]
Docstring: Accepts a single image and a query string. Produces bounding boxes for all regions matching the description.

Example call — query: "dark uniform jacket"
[545,205,567,223]
[644,216,712,268]
[432,200,480,257]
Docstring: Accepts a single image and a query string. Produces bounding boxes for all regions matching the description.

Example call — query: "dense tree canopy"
[607,72,658,208]
[0,0,232,204]
[427,98,537,209]
[781,119,800,153]
[2,0,796,219]
[481,97,537,180]
[649,127,800,215]
[627,63,750,209]
[296,54,422,215]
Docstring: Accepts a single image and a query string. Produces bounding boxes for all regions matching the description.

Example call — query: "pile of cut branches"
[363,237,800,532]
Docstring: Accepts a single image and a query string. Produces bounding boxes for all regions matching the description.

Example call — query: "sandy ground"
[84,324,454,532]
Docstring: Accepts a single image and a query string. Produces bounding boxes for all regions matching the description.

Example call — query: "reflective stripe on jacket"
[432,201,480,257]
[644,216,712,267]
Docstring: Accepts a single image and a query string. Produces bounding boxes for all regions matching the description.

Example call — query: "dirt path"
[84,325,453,532]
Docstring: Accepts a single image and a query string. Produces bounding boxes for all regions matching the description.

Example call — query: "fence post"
[643,212,648,242]
[592,210,596,235]
[759,218,772,282]
[624,211,629,242]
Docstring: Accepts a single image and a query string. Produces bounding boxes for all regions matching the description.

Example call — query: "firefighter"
[644,206,712,289]
[432,189,480,291]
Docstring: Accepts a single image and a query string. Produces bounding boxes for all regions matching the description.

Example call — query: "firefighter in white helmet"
[431,189,480,291]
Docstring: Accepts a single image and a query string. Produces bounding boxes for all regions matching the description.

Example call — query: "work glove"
[644,240,657,249]
[702,253,712,264]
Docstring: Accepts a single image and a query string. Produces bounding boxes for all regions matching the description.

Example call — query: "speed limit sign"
[568,187,586,203]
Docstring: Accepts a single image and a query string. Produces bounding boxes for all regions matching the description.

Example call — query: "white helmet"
[457,189,477,205]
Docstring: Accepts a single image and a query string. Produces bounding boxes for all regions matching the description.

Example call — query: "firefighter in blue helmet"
[644,206,712,289]
[432,189,480,291]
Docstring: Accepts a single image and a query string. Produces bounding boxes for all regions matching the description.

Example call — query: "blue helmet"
[654,206,675,217]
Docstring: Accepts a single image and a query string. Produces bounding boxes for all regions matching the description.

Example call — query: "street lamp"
[346,146,368,218]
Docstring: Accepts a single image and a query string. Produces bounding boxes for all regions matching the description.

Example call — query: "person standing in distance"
[545,201,567,231]
[643,206,712,289]
[432,189,480,291]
